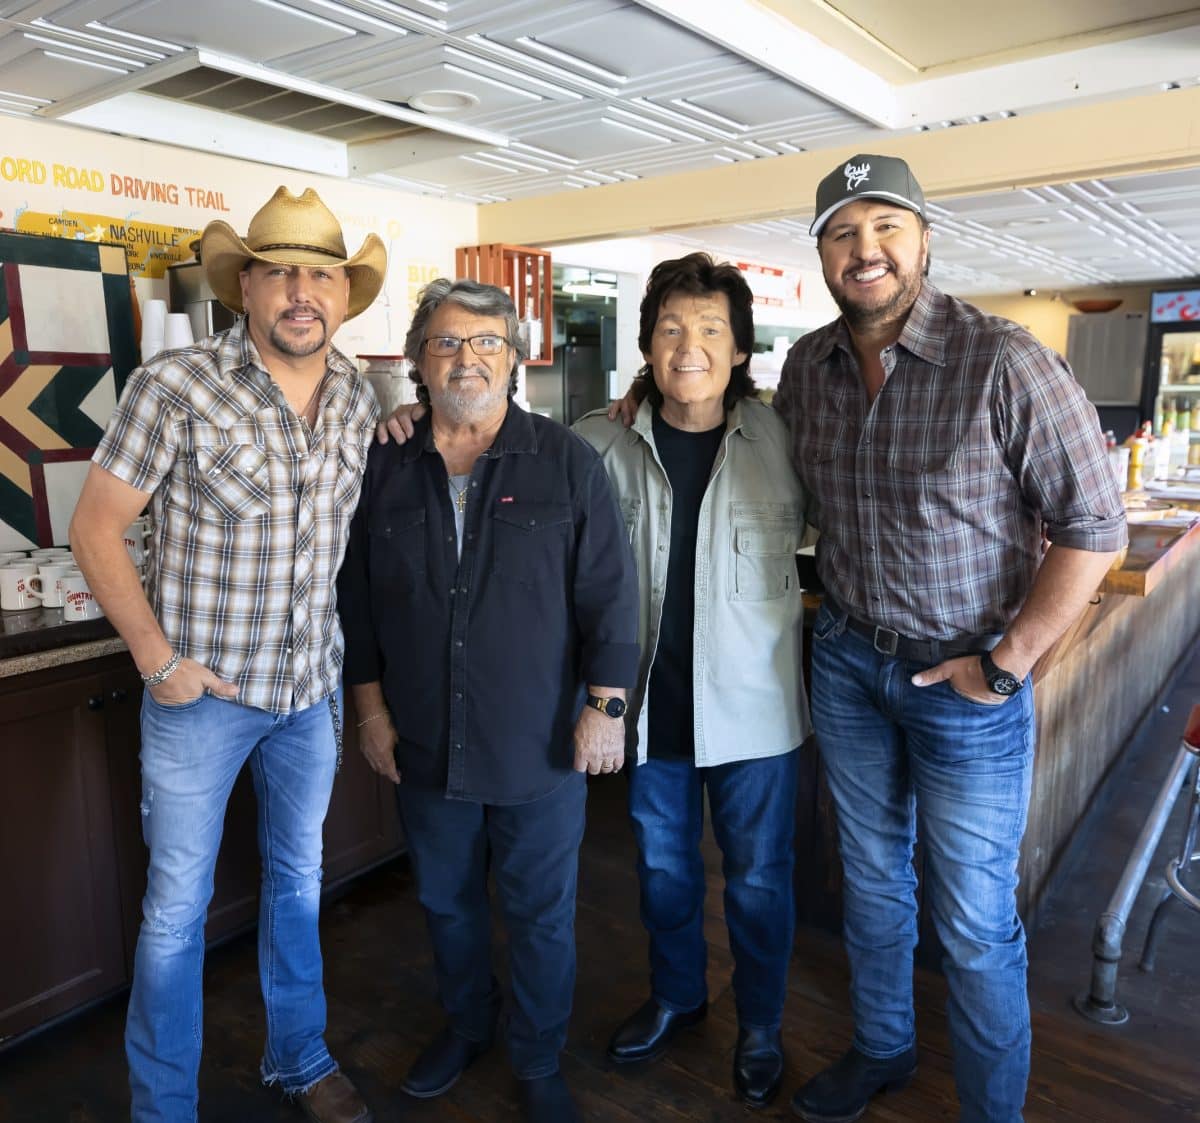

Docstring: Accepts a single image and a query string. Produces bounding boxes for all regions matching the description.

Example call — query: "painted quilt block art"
[0,231,137,550]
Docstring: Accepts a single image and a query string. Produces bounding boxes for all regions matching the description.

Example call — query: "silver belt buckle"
[872,626,899,656]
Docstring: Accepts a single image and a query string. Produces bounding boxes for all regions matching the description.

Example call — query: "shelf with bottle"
[456,243,553,366]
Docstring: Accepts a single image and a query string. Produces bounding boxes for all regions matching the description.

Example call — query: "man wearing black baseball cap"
[776,155,1127,1121]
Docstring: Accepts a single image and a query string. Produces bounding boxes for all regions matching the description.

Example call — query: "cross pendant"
[455,490,467,513]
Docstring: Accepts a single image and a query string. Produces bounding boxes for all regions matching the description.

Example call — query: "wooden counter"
[0,646,404,1050]
[796,512,1200,948]
[1101,512,1200,597]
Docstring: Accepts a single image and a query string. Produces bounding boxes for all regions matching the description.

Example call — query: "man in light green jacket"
[573,253,811,1108]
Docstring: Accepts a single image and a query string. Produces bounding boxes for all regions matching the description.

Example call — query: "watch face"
[991,674,1019,696]
[604,697,627,718]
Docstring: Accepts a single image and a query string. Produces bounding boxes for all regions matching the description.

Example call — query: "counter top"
[0,607,122,675]
[1101,511,1200,597]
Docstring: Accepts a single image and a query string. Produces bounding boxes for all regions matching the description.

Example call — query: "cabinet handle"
[87,695,105,711]
[110,689,128,704]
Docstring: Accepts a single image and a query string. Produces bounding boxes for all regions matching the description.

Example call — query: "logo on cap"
[844,161,870,191]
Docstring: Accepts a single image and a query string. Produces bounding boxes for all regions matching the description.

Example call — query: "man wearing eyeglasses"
[337,278,638,1123]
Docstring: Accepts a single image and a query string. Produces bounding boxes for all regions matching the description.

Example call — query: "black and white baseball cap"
[809,154,926,237]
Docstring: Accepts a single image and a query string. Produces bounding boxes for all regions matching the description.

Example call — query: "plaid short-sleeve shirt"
[774,282,1127,641]
[94,317,379,713]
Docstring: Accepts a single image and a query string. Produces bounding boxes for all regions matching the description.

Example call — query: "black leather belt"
[826,597,1000,665]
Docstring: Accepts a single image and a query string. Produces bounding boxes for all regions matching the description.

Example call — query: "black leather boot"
[401,1027,494,1099]
[733,1025,784,1107]
[517,1071,579,1123]
[607,997,708,1064]
[791,1045,917,1122]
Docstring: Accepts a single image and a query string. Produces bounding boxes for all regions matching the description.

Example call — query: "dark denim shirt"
[338,402,640,804]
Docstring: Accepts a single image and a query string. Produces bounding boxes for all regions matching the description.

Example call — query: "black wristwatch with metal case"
[980,651,1023,696]
[587,694,627,718]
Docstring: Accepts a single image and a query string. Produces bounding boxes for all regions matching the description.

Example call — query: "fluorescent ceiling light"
[31,18,164,59]
[42,49,127,73]
[25,33,144,66]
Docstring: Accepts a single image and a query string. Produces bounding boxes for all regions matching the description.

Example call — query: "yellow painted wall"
[0,115,478,360]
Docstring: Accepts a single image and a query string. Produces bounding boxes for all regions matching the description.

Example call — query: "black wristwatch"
[980,651,1023,696]
[587,694,627,718]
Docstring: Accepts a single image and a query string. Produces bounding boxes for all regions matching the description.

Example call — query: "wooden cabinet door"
[0,674,127,1040]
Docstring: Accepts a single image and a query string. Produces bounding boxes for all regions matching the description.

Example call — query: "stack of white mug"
[0,518,149,620]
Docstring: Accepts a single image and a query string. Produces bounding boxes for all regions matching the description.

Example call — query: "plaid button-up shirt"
[774,282,1127,641]
[94,317,378,713]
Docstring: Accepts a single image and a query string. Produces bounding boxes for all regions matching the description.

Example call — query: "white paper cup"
[28,561,75,608]
[62,572,104,621]
[163,313,194,350]
[1,562,39,611]
[142,298,167,338]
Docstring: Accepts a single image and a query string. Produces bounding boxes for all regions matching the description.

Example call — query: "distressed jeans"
[810,603,1034,1123]
[126,689,341,1123]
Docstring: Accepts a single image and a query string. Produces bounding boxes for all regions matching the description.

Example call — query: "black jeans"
[397,772,587,1078]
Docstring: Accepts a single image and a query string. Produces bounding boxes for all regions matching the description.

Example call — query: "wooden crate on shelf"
[456,243,553,365]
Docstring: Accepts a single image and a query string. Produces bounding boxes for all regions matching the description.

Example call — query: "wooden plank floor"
[2,647,1199,1122]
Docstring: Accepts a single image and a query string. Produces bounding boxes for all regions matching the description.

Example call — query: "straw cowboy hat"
[200,186,386,319]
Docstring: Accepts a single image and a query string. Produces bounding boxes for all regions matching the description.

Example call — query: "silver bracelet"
[141,651,181,687]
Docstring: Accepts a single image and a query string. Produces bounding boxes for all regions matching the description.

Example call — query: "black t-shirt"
[647,408,726,760]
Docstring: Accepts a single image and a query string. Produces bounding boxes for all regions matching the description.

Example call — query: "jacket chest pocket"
[731,502,799,601]
[491,502,573,588]
[368,507,426,590]
[191,443,270,522]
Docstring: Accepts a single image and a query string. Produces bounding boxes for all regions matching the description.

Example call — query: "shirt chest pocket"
[368,507,426,590]
[731,503,799,602]
[492,502,574,588]
[192,443,270,522]
[332,440,364,510]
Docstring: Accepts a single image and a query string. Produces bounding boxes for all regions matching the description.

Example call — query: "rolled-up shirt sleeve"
[573,455,640,687]
[996,333,1128,552]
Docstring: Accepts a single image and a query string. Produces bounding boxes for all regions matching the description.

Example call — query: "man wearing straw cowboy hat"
[71,186,384,1123]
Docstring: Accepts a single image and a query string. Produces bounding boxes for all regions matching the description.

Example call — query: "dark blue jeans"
[627,751,799,1029]
[396,772,586,1079]
[810,602,1034,1123]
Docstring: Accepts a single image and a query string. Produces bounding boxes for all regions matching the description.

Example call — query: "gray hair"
[405,278,524,403]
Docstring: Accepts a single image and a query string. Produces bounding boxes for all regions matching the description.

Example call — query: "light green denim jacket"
[574,397,811,766]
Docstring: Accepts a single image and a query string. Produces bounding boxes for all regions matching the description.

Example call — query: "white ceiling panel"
[0,0,1196,293]
[106,0,354,60]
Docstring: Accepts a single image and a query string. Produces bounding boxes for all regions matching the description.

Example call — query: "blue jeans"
[126,690,341,1123]
[810,603,1034,1123]
[627,752,799,1029]
[396,772,587,1079]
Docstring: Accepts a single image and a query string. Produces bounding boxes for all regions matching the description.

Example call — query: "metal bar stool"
[1075,703,1200,1024]
[1139,703,1200,972]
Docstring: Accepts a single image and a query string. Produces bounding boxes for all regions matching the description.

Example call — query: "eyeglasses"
[423,333,508,357]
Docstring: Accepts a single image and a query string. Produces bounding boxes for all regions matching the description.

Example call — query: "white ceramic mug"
[0,562,39,611]
[123,521,151,567]
[0,551,28,565]
[28,561,76,608]
[62,572,105,621]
